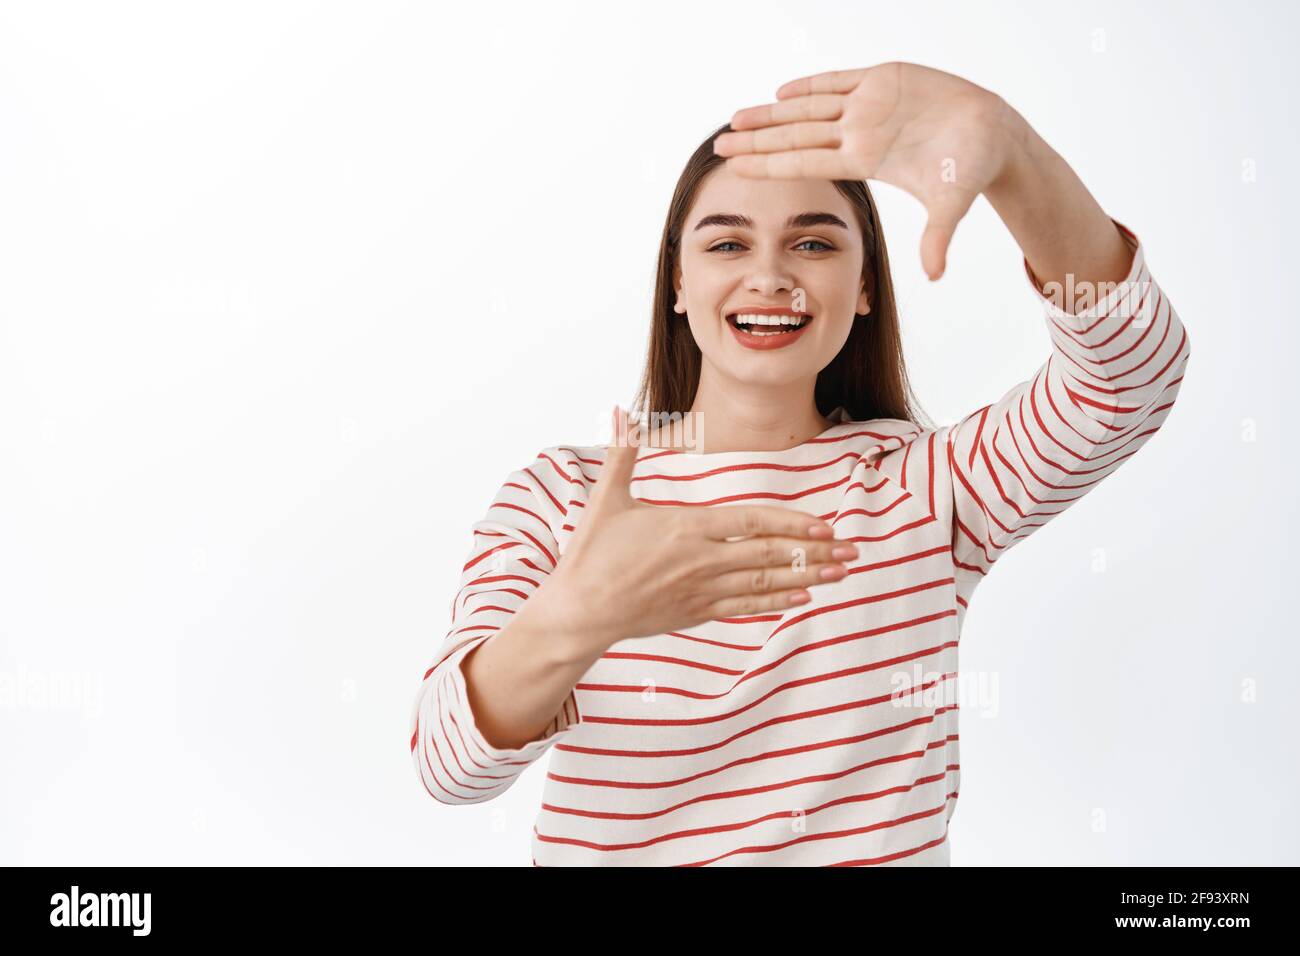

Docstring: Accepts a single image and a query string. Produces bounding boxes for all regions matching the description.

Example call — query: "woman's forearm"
[459,586,605,751]
[983,101,1135,296]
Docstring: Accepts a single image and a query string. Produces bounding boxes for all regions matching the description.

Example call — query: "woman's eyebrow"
[692,212,849,231]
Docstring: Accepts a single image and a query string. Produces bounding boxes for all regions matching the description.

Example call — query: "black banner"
[0,866,1282,942]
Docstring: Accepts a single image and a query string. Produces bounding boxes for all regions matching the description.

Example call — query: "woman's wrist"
[523,572,623,667]
[981,99,1134,295]
[981,98,1067,230]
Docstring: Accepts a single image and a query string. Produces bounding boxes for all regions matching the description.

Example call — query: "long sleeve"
[409,452,583,806]
[938,217,1190,580]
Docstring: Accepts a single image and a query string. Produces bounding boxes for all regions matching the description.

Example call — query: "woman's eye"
[706,239,834,253]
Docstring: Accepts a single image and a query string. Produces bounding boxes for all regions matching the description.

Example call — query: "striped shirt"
[410,218,1190,865]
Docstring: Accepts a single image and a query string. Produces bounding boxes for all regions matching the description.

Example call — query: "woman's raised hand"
[537,408,859,659]
[712,60,1020,282]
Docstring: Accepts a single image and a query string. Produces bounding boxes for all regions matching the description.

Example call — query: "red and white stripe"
[410,219,1190,865]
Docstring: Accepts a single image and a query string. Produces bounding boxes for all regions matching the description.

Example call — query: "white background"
[1,0,1294,865]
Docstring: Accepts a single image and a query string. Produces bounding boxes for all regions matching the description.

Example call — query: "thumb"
[591,405,639,510]
[919,193,972,282]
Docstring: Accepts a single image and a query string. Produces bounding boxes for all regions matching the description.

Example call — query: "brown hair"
[632,122,930,429]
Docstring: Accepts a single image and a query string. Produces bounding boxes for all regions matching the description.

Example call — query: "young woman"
[410,62,1190,866]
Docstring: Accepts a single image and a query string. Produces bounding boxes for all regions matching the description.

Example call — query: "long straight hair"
[633,122,930,429]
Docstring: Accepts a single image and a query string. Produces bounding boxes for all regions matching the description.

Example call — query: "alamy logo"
[49,885,151,936]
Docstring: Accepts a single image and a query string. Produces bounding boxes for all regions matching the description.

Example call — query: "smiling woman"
[637,126,928,453]
[409,63,1191,866]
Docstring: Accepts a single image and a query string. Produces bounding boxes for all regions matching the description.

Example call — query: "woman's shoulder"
[829,414,928,446]
[502,443,603,492]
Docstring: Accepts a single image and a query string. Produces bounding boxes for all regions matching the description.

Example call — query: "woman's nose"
[745,265,796,296]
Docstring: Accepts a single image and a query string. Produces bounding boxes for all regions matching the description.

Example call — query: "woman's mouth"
[725,312,814,351]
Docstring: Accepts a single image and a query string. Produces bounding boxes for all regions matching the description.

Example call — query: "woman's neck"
[641,385,832,454]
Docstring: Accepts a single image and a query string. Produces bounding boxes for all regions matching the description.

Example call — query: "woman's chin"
[707,350,823,386]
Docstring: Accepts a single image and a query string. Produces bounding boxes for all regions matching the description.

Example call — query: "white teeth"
[731,313,808,327]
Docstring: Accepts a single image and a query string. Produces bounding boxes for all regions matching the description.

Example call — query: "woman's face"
[674,165,871,390]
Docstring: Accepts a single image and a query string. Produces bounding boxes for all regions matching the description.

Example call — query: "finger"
[705,587,811,619]
[695,535,858,577]
[920,192,975,281]
[725,95,845,134]
[723,148,853,181]
[699,504,835,543]
[712,535,859,575]
[714,120,842,158]
[772,67,874,101]
[592,405,639,508]
[711,560,851,600]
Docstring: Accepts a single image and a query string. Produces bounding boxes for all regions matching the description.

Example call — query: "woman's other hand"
[532,407,860,661]
[713,61,1024,282]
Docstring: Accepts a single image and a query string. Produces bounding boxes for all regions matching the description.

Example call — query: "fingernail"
[808,523,833,538]
[832,545,858,560]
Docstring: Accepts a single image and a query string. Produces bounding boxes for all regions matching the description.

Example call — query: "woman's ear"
[857,287,871,316]
[673,267,687,314]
